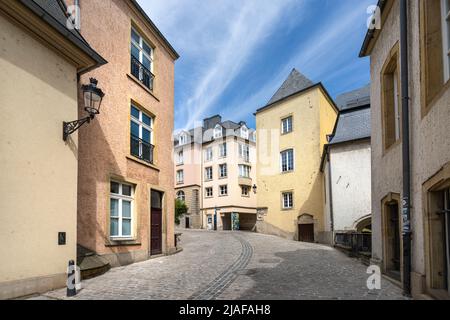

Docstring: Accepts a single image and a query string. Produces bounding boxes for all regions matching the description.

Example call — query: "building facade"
[174,115,257,231]
[360,0,450,299]
[72,0,179,267]
[321,86,372,245]
[0,0,105,299]
[255,69,338,242]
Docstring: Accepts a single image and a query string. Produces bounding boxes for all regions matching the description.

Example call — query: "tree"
[175,199,188,225]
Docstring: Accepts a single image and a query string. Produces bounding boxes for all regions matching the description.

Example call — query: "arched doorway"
[298,214,315,243]
[354,215,372,233]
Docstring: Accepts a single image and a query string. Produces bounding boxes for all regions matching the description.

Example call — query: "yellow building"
[0,0,105,299]
[255,69,338,242]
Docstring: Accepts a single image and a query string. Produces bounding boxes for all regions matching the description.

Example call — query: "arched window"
[177,191,185,202]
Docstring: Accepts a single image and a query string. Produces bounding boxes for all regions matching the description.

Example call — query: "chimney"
[203,115,222,129]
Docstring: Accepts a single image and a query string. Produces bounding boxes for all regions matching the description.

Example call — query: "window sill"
[282,208,294,211]
[281,131,293,136]
[126,155,160,171]
[382,139,401,157]
[219,176,228,180]
[281,170,294,175]
[127,73,160,101]
[106,239,141,247]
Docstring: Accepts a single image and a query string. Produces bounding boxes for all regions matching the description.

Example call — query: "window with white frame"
[130,104,153,163]
[177,150,184,165]
[241,186,250,197]
[239,144,250,162]
[205,187,213,198]
[214,125,223,139]
[205,147,213,162]
[131,28,154,89]
[179,133,188,146]
[219,164,228,178]
[442,0,450,82]
[205,167,213,181]
[219,185,228,196]
[219,143,227,158]
[176,190,185,202]
[176,170,184,184]
[282,192,293,209]
[239,164,251,178]
[240,126,249,139]
[110,181,134,238]
[281,116,293,134]
[281,149,294,172]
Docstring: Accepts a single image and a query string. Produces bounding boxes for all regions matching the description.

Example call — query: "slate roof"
[20,0,107,68]
[266,69,315,106]
[329,107,371,145]
[335,84,371,111]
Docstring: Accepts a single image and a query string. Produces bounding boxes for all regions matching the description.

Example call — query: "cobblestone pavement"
[41,230,406,300]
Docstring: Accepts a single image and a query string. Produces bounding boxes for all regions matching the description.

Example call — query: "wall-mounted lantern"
[252,184,257,194]
[63,78,105,141]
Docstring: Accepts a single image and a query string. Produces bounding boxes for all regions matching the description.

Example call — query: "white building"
[321,85,372,245]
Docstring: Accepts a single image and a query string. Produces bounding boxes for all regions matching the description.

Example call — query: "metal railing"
[335,232,372,256]
[131,134,154,164]
[131,56,154,90]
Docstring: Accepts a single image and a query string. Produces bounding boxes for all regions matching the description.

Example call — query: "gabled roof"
[329,106,371,145]
[266,69,315,106]
[19,0,107,72]
[335,84,371,111]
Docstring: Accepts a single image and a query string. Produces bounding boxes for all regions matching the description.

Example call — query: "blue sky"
[137,0,376,130]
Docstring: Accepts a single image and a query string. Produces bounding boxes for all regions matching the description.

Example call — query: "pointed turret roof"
[266,69,315,106]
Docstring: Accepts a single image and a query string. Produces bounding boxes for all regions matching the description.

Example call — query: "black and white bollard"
[67,260,77,297]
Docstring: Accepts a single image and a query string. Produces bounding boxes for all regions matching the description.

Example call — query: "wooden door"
[298,224,314,243]
[151,190,163,255]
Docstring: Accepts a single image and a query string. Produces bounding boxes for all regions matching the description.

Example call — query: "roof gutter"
[359,0,388,57]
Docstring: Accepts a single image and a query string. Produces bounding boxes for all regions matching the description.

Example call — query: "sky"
[137,0,377,131]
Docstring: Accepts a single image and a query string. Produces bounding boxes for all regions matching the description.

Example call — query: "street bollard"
[67,260,77,297]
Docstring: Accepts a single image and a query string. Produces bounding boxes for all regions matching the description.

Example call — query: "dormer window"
[179,133,188,145]
[214,125,223,139]
[240,125,249,139]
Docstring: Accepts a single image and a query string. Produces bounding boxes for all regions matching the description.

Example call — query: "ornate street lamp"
[252,184,257,194]
[63,78,105,141]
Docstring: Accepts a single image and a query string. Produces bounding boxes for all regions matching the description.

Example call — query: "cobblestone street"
[41,230,405,300]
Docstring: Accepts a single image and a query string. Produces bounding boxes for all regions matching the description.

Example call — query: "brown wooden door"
[151,207,162,255]
[298,224,314,243]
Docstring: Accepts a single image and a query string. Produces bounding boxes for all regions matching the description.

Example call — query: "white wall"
[328,140,371,232]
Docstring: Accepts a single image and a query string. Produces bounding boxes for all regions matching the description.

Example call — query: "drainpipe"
[327,151,335,238]
[400,0,412,297]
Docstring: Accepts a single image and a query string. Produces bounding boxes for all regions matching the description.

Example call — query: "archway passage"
[355,216,372,233]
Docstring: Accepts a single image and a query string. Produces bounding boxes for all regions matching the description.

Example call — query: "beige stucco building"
[0,0,105,299]
[174,115,257,230]
[255,69,338,242]
[71,0,179,267]
[360,0,450,299]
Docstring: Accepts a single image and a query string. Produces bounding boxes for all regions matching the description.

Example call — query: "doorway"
[298,224,314,243]
[185,216,190,229]
[150,190,163,255]
[385,201,401,280]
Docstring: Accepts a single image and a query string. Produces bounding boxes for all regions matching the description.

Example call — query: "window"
[219,143,227,158]
[205,147,213,162]
[205,187,213,198]
[282,192,293,209]
[219,164,227,178]
[219,185,228,196]
[381,44,401,150]
[239,144,250,162]
[110,181,134,238]
[130,104,153,163]
[205,167,213,181]
[177,190,185,202]
[179,133,188,146]
[240,126,249,139]
[241,186,250,197]
[239,164,251,178]
[280,149,294,172]
[131,28,154,90]
[176,170,184,184]
[214,125,223,139]
[281,116,293,134]
[442,0,450,82]
[177,150,184,165]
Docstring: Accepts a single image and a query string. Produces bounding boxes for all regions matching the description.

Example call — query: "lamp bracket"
[63,115,94,141]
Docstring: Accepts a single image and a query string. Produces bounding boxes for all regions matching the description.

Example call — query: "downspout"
[327,151,335,238]
[400,0,412,297]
